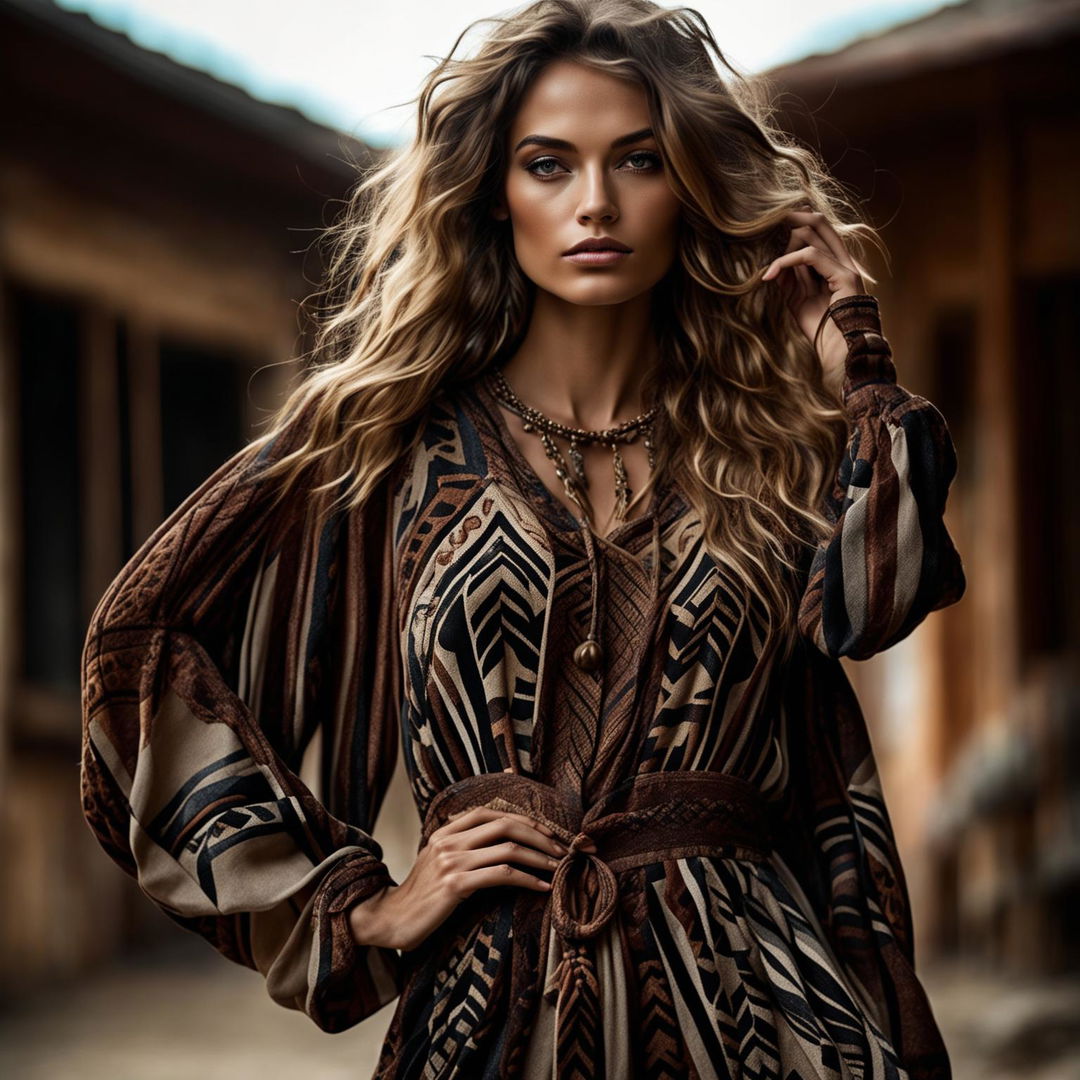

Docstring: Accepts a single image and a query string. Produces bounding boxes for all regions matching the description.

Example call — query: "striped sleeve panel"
[79,405,404,1033]
[797,294,967,660]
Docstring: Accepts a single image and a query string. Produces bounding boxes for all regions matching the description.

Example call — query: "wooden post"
[80,301,121,622]
[973,89,1020,742]
[127,315,162,548]
[971,76,1023,965]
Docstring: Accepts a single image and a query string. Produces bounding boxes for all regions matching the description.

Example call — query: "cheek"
[640,190,682,248]
[505,179,557,241]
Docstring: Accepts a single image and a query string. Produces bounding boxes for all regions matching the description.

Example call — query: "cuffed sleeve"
[80,401,405,1032]
[797,293,967,659]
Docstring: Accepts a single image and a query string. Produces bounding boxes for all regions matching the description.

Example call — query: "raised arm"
[797,294,967,660]
[80,403,404,1032]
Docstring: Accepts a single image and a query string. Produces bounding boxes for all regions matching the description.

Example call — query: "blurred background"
[0,0,1077,1076]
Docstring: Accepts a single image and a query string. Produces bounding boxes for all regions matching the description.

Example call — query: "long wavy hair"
[248,0,885,657]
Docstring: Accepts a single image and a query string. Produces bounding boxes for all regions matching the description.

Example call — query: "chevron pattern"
[370,353,957,1077]
[80,297,959,1078]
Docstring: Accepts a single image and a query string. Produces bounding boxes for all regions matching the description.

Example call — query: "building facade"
[768,0,1080,974]
[0,0,377,990]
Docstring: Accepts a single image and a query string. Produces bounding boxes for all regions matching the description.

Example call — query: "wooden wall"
[0,4,367,990]
[771,15,1080,970]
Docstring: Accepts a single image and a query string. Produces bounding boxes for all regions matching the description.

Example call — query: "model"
[80,2,965,1077]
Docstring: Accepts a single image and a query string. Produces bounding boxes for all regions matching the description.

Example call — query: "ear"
[491,200,509,222]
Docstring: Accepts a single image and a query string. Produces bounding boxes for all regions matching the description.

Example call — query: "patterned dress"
[80,294,965,1079]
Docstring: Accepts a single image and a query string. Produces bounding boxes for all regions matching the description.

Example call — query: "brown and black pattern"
[81,294,963,1078]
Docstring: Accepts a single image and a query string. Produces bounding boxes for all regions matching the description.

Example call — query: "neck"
[498,288,659,428]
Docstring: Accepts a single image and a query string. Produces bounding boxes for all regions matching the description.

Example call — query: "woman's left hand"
[761,209,868,391]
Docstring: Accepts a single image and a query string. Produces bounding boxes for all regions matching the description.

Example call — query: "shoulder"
[402,377,498,484]
[391,378,494,536]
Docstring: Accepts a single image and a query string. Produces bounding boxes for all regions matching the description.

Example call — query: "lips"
[563,237,633,255]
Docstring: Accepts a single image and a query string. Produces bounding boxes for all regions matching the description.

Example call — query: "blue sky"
[54,0,962,146]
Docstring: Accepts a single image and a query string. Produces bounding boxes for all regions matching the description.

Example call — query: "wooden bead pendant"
[573,637,603,671]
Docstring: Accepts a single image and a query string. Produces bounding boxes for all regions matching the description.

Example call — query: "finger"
[454,817,568,857]
[442,805,558,839]
[457,839,563,875]
[760,222,803,282]
[780,224,803,255]
[458,864,553,896]
[785,211,858,274]
[785,213,847,265]
[763,245,843,280]
[763,227,829,279]
[788,225,834,267]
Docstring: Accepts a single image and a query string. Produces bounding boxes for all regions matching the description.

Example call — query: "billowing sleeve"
[774,642,953,1080]
[79,400,405,1033]
[797,293,966,659]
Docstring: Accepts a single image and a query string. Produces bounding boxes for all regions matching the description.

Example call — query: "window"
[1016,274,1080,665]
[159,338,248,517]
[928,302,977,755]
[11,284,83,695]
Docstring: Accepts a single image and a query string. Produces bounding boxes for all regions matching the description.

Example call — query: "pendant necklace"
[485,366,659,674]
[486,367,657,529]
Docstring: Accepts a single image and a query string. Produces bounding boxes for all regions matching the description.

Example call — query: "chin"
[543,277,651,308]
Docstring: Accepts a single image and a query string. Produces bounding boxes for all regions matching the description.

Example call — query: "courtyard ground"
[1,939,1079,1078]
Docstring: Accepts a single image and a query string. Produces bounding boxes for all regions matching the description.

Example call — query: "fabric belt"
[420,769,774,1075]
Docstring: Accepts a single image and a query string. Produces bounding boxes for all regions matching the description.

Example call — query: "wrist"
[347,883,396,948]
[822,294,899,397]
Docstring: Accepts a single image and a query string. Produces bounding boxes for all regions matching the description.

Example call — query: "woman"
[80,1,965,1077]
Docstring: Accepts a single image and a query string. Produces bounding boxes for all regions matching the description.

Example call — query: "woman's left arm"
[796,293,967,659]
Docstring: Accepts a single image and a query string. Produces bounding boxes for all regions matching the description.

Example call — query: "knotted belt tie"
[419,769,774,1073]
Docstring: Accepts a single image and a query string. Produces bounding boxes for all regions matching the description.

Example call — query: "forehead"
[509,59,651,139]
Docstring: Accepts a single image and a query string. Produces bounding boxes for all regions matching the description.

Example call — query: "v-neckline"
[464,373,669,549]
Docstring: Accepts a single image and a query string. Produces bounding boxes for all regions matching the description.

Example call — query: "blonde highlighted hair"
[248,0,885,657]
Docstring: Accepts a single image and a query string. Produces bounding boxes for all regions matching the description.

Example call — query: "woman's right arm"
[80,402,403,1034]
[347,804,573,952]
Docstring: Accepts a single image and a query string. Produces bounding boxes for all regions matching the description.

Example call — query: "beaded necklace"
[487,367,658,527]
[485,366,658,672]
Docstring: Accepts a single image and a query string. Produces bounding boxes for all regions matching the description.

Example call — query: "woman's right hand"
[347,805,572,953]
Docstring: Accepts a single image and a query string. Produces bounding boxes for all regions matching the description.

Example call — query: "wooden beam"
[127,317,162,547]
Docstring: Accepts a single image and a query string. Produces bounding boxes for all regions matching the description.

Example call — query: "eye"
[622,150,662,171]
[523,156,567,180]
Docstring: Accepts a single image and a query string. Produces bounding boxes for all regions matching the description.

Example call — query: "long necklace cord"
[487,367,657,530]
[486,367,659,673]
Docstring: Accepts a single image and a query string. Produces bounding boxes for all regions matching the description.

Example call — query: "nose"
[576,165,619,225]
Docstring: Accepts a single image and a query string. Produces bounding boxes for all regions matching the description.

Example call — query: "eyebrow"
[512,127,656,153]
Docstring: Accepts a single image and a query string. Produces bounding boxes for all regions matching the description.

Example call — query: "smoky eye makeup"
[523,156,567,178]
[623,150,663,170]
[521,148,664,180]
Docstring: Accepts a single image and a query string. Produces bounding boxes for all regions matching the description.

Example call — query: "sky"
[53,0,962,147]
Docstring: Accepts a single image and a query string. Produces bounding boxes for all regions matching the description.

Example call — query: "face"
[495,59,683,307]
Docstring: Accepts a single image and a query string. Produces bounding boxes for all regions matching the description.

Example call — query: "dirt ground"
[1,939,1079,1078]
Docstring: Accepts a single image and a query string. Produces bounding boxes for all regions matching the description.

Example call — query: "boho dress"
[80,294,965,1080]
